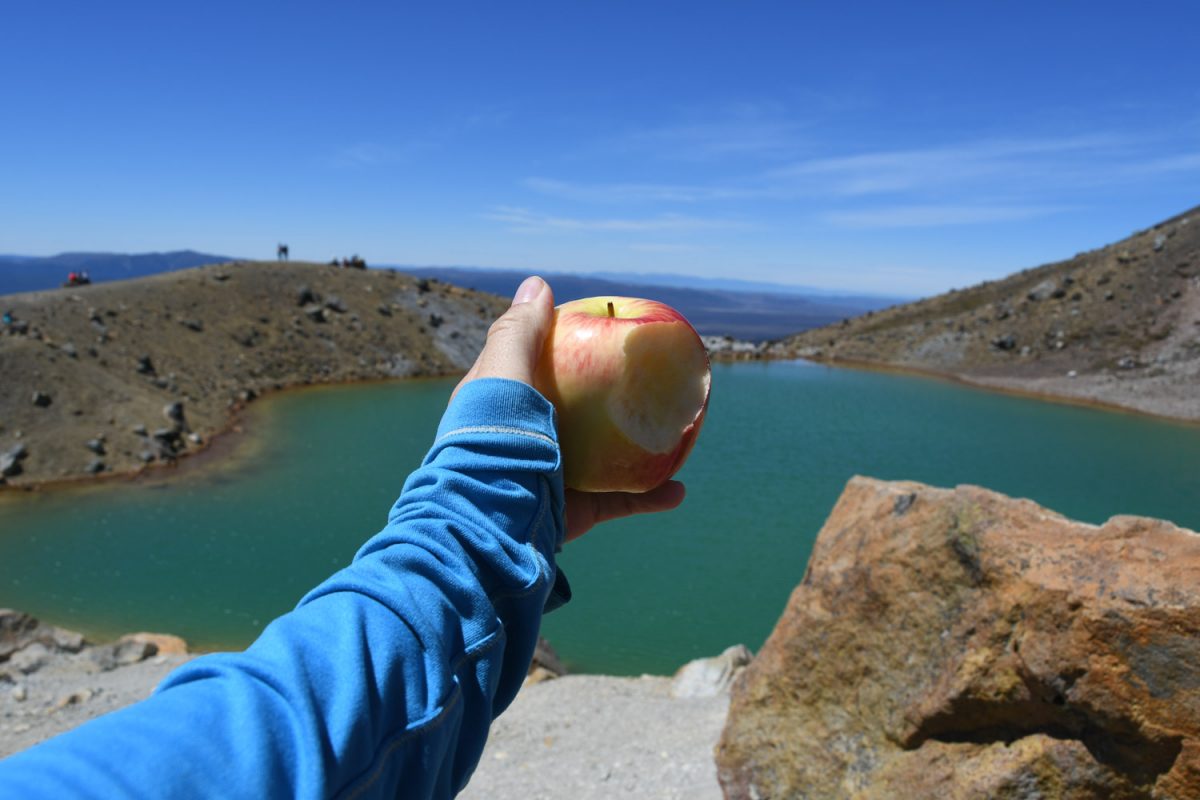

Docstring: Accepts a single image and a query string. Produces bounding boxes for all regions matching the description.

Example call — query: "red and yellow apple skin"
[533,296,711,493]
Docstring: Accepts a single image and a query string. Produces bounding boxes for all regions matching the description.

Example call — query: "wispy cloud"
[824,204,1070,229]
[771,135,1123,196]
[524,177,756,204]
[328,141,433,168]
[628,242,703,253]
[613,103,808,161]
[484,206,748,234]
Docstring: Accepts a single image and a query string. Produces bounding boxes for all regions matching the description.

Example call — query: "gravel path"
[4,649,731,800]
[460,675,728,800]
[1,650,193,759]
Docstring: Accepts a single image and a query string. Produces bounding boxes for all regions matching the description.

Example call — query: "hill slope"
[780,206,1200,421]
[0,251,235,295]
[0,261,506,487]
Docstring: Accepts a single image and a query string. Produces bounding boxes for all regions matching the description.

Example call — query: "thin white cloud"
[628,242,703,253]
[825,204,1068,229]
[614,103,808,161]
[524,177,755,204]
[1132,152,1200,175]
[772,135,1123,196]
[484,206,748,234]
[328,141,432,168]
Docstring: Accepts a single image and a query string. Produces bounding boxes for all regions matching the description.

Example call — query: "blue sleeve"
[0,378,569,800]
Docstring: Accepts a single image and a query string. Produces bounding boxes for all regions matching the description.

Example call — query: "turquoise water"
[1,362,1198,675]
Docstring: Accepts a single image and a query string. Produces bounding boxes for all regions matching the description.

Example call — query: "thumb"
[453,276,555,397]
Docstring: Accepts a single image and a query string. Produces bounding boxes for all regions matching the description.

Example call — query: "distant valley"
[401,267,904,341]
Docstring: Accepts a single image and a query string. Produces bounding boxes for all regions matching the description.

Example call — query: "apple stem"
[607,301,615,318]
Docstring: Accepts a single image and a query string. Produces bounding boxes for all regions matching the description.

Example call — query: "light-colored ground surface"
[0,650,193,758]
[3,655,730,800]
[459,675,728,800]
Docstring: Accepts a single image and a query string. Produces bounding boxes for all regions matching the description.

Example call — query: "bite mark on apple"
[610,321,711,454]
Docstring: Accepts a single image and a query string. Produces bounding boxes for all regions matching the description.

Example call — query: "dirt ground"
[0,261,507,488]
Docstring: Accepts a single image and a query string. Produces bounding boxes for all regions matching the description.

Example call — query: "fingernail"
[512,276,543,305]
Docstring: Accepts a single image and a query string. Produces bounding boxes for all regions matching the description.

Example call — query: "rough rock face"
[716,477,1200,799]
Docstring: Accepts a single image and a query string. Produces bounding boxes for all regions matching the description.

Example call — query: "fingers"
[564,481,686,542]
[452,276,555,400]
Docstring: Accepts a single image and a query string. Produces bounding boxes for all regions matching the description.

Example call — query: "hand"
[563,481,685,542]
[455,276,687,541]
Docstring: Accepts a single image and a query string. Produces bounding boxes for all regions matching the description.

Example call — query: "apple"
[533,296,711,493]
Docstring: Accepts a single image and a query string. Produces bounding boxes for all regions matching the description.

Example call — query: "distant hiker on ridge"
[277,243,289,261]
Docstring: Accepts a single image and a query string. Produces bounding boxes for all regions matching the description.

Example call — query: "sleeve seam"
[435,425,556,448]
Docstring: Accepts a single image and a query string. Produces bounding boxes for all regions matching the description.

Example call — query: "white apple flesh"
[533,296,711,493]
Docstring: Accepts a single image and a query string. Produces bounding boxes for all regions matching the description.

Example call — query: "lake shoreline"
[795,354,1200,427]
[6,348,1200,498]
[0,371,464,497]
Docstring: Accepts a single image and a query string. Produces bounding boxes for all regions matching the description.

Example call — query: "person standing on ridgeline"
[277,243,289,261]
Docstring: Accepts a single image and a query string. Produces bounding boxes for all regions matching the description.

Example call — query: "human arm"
[0,378,564,799]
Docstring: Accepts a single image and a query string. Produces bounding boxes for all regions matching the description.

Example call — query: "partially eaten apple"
[533,296,711,493]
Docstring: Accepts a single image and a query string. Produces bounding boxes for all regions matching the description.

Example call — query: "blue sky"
[3,1,1198,294]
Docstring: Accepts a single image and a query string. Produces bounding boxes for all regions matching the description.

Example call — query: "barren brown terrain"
[0,261,507,488]
[779,206,1200,422]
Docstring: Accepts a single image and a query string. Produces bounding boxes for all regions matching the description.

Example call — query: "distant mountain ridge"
[0,251,234,295]
[2,253,907,340]
[401,267,902,341]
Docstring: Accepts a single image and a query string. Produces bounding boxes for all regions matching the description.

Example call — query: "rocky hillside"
[780,206,1200,421]
[0,261,507,487]
[717,477,1200,799]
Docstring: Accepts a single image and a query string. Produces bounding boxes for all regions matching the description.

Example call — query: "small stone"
[990,334,1016,351]
[163,402,185,424]
[296,286,317,306]
[10,643,51,675]
[132,424,147,436]
[135,355,155,375]
[85,459,105,475]
[1026,279,1058,301]
[187,432,202,445]
[139,450,156,463]
[52,688,94,711]
[671,644,754,698]
[1067,370,1078,378]
[61,342,78,358]
[119,632,187,656]
[1154,233,1167,251]
[86,439,106,455]
[49,627,85,653]
[31,391,51,408]
[324,296,346,313]
[90,639,156,671]
[10,685,26,702]
[1,451,24,478]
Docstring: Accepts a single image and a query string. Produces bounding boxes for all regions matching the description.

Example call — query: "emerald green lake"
[1,362,1198,676]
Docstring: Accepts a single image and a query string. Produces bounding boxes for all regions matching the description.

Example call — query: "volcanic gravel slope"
[0,261,508,487]
[780,206,1200,421]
